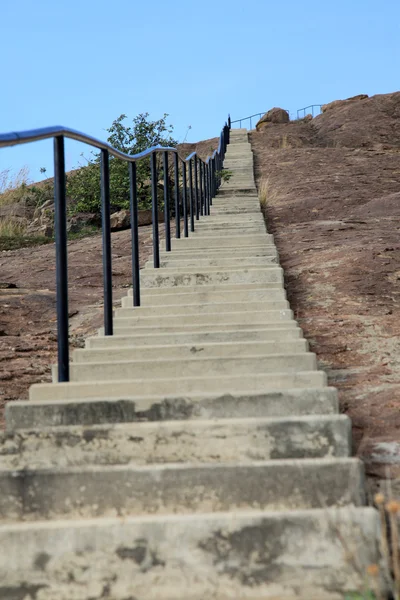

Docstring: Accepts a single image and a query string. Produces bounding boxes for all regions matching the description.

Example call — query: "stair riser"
[0,508,381,600]
[53,354,317,383]
[7,388,339,429]
[31,371,327,402]
[0,416,351,470]
[149,258,278,269]
[0,459,364,521]
[126,289,287,305]
[113,309,293,326]
[74,340,307,363]
[139,269,283,288]
[169,237,273,249]
[119,299,288,314]
[87,328,300,349]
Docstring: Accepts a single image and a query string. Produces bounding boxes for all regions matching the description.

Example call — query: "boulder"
[303,114,313,122]
[256,108,289,131]
[321,95,368,113]
[110,209,131,231]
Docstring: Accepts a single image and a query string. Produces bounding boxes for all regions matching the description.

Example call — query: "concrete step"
[112,309,294,329]
[0,508,381,599]
[158,247,278,260]
[0,415,351,470]
[7,387,340,429]
[0,458,364,521]
[169,235,273,249]
[108,322,298,336]
[113,307,293,326]
[126,289,287,307]
[150,257,278,268]
[134,282,285,296]
[30,371,327,402]
[139,267,283,288]
[54,353,317,383]
[87,327,301,350]
[74,340,307,363]
[159,246,277,259]
[118,299,289,315]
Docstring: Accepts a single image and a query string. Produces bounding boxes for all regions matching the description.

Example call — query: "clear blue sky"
[1,0,399,182]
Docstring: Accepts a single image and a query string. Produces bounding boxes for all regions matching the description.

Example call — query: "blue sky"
[1,0,399,182]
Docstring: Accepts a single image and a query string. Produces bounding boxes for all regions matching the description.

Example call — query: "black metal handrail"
[0,119,231,382]
[231,113,265,130]
[296,105,322,119]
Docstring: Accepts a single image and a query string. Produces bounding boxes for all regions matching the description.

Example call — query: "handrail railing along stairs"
[0,118,232,382]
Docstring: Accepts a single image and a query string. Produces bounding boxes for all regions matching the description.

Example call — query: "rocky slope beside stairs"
[0,129,385,599]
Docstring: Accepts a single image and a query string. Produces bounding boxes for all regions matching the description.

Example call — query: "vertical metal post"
[173,152,180,239]
[194,155,199,220]
[228,114,231,128]
[182,160,188,237]
[53,135,69,383]
[150,152,160,268]
[129,162,140,306]
[100,149,113,335]
[163,152,171,252]
[204,163,209,216]
[199,161,204,216]
[189,159,194,232]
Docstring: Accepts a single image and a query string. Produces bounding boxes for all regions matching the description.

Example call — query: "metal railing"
[230,113,265,130]
[0,119,231,382]
[232,104,323,128]
[296,105,322,119]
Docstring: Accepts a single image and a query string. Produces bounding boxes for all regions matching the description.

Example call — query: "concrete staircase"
[0,129,383,599]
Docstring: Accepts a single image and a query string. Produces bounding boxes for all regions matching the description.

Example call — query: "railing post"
[194,155,199,220]
[100,149,113,335]
[150,152,160,268]
[53,135,69,383]
[182,160,188,237]
[228,114,231,129]
[173,152,180,239]
[129,162,140,306]
[199,160,204,217]
[189,159,194,232]
[204,163,209,216]
[163,152,171,252]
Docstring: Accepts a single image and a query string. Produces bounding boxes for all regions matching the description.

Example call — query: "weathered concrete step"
[30,371,327,401]
[54,353,317,383]
[87,327,300,350]
[157,249,278,261]
[189,228,266,238]
[158,247,278,260]
[217,188,256,196]
[0,458,365,521]
[139,267,283,288]
[112,309,294,328]
[134,282,285,296]
[113,309,293,329]
[109,322,297,336]
[191,213,264,222]
[75,340,307,363]
[7,387,339,429]
[149,257,278,269]
[0,415,351,470]
[0,507,381,600]
[119,298,289,315]
[170,235,272,249]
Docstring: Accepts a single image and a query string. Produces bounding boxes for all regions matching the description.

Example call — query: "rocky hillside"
[251,91,400,489]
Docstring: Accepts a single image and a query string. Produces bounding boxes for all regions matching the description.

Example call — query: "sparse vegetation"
[258,178,280,208]
[66,112,178,215]
[216,169,233,183]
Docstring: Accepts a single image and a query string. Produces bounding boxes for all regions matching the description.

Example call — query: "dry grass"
[0,217,27,237]
[0,166,31,205]
[258,177,281,208]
